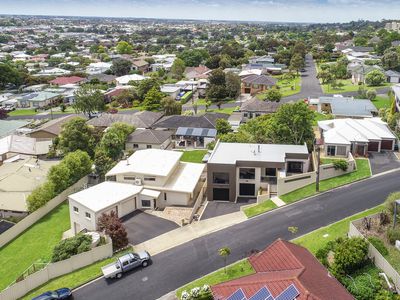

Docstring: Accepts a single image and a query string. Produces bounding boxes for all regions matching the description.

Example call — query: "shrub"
[181,285,212,300]
[97,211,128,251]
[27,181,56,212]
[333,159,348,171]
[384,191,400,215]
[387,228,400,245]
[368,237,389,256]
[51,234,92,262]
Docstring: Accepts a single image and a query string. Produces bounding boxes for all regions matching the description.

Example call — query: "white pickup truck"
[101,251,151,279]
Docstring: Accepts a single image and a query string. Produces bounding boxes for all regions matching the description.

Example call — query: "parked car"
[32,288,72,300]
[101,251,151,279]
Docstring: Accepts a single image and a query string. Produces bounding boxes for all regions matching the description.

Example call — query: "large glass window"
[141,200,151,208]
[265,168,277,177]
[287,162,303,173]
[239,168,255,180]
[327,145,336,156]
[213,172,229,184]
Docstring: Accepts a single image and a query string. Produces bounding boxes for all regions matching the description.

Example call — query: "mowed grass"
[197,106,238,115]
[293,205,384,254]
[371,96,391,110]
[8,109,38,116]
[313,111,330,125]
[176,259,255,298]
[0,203,70,290]
[321,80,391,94]
[180,150,208,163]
[243,200,278,218]
[280,159,371,204]
[21,248,133,300]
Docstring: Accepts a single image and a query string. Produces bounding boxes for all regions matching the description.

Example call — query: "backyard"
[0,203,70,290]
[179,150,208,163]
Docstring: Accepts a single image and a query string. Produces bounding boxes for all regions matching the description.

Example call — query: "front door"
[239,183,255,196]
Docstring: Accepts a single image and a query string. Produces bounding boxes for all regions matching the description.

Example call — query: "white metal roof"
[69,181,142,213]
[106,149,182,177]
[140,189,161,198]
[163,162,205,193]
[208,142,309,165]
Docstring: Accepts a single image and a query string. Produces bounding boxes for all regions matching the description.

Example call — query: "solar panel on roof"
[227,288,246,300]
[201,128,209,137]
[186,128,194,136]
[248,287,272,300]
[275,284,299,300]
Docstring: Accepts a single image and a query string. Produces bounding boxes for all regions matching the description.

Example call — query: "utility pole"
[316,144,321,192]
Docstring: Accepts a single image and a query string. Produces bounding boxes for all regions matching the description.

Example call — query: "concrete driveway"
[368,151,400,175]
[201,198,256,220]
[121,210,179,245]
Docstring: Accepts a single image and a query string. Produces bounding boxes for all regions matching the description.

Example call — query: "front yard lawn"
[243,200,277,218]
[197,106,238,115]
[180,150,208,163]
[372,96,391,110]
[280,159,371,204]
[20,248,133,300]
[321,80,391,94]
[257,76,301,100]
[176,259,255,299]
[196,99,236,106]
[293,204,384,254]
[0,203,70,290]
[8,109,38,116]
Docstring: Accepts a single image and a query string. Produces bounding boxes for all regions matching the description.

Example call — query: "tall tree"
[73,85,105,118]
[116,41,133,54]
[97,211,129,251]
[206,69,228,108]
[225,72,241,99]
[59,117,95,156]
[136,78,160,101]
[289,54,305,74]
[111,58,132,76]
[0,63,22,89]
[170,58,185,79]
[161,96,182,116]
[143,86,164,111]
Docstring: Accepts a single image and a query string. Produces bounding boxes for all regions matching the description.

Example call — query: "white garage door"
[120,197,136,217]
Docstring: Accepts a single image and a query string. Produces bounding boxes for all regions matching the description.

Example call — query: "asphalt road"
[73,170,400,300]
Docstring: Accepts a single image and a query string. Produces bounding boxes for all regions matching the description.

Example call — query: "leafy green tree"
[365,70,386,86]
[366,89,377,101]
[59,117,95,156]
[265,88,282,102]
[216,119,231,135]
[143,86,164,111]
[0,63,22,89]
[99,123,134,160]
[27,181,56,212]
[206,69,228,108]
[94,148,116,179]
[170,58,185,79]
[62,150,93,182]
[73,85,105,118]
[178,49,209,67]
[289,53,305,74]
[161,96,182,116]
[111,58,132,76]
[136,78,160,100]
[116,41,133,54]
[48,164,71,193]
[382,47,400,70]
[225,72,241,99]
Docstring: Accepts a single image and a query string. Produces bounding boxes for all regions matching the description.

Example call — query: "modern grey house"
[207,142,310,202]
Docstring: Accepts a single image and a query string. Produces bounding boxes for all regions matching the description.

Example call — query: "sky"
[1,0,400,23]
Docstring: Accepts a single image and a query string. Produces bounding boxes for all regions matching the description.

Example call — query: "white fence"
[0,235,113,300]
[0,176,88,248]
[348,216,400,293]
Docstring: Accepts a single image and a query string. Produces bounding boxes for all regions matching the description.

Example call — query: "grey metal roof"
[127,129,173,144]
[241,74,277,86]
[152,113,229,129]
[0,120,29,138]
[319,97,377,117]
[240,97,280,113]
[175,127,217,138]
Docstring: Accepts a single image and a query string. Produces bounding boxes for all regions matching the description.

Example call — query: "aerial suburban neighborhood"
[1,2,400,300]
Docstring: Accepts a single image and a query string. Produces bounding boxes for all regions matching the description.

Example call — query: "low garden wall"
[277,171,316,196]
[0,176,88,248]
[0,235,113,300]
[349,216,400,293]
[320,153,356,181]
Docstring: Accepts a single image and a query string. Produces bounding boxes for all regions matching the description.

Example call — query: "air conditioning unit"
[134,179,142,186]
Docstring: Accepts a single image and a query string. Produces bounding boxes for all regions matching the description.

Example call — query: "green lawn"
[196,99,236,106]
[20,248,132,300]
[176,259,255,299]
[8,109,38,116]
[0,203,71,290]
[179,150,208,163]
[280,159,371,204]
[197,106,238,115]
[293,205,384,254]
[322,80,391,94]
[243,200,278,218]
[313,111,330,126]
[371,96,391,110]
[320,157,343,165]
[256,76,301,100]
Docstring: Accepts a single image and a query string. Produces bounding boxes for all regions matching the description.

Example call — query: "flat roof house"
[207,142,310,202]
[318,118,396,157]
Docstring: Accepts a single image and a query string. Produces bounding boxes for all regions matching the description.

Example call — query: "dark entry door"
[239,183,255,196]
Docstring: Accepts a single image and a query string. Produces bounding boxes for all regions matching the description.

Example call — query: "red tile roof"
[211,239,354,300]
[49,76,85,86]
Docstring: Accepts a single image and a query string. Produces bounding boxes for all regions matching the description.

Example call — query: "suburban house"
[125,129,173,150]
[239,96,280,121]
[318,118,396,156]
[350,64,383,84]
[87,111,164,130]
[86,62,112,75]
[184,65,212,80]
[241,74,277,95]
[17,91,60,108]
[0,135,52,162]
[211,239,353,300]
[152,113,230,130]
[87,74,117,84]
[131,58,150,74]
[161,84,182,99]
[394,84,400,111]
[207,142,310,202]
[0,120,29,138]
[115,74,147,86]
[308,96,378,118]
[385,70,400,84]
[49,76,86,86]
[174,127,217,149]
[28,115,79,140]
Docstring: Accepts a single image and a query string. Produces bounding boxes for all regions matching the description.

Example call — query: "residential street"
[72,170,400,300]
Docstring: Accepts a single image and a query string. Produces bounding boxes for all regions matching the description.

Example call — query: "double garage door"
[368,140,394,152]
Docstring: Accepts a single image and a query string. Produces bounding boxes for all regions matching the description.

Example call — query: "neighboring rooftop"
[29,115,79,137]
[49,76,85,86]
[0,120,30,138]
[317,96,378,118]
[241,74,277,86]
[0,135,52,157]
[208,142,309,165]
[127,129,173,145]
[175,127,217,138]
[152,113,229,130]
[240,97,280,113]
[87,111,164,129]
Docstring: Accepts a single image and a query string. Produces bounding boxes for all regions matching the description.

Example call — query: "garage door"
[381,139,394,150]
[239,183,255,196]
[368,141,379,152]
[120,198,136,217]
[213,188,230,201]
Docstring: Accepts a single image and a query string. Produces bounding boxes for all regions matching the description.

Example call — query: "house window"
[239,168,255,180]
[141,200,151,208]
[243,112,248,118]
[327,145,336,156]
[147,145,152,149]
[213,172,229,184]
[144,177,156,181]
[287,162,303,173]
[265,168,277,177]
[85,212,91,219]
[336,146,347,156]
[73,206,79,213]
[133,144,139,148]
[124,176,136,181]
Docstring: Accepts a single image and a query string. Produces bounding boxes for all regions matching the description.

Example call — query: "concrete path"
[271,196,286,207]
[133,211,247,255]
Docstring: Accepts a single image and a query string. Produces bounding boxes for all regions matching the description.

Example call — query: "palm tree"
[218,247,231,274]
